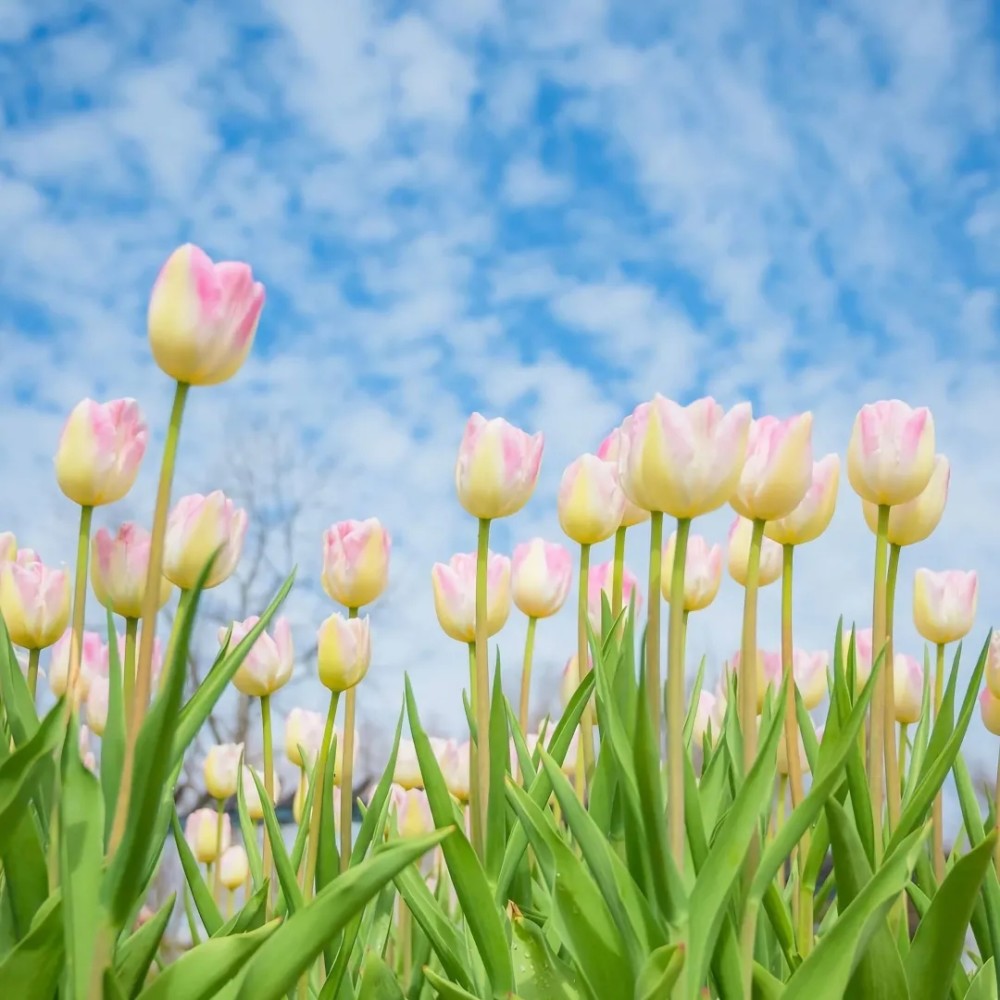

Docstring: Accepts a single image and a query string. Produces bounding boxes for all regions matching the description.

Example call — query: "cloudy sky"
[2,0,999,802]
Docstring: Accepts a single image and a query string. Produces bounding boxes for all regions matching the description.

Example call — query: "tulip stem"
[666,517,690,869]
[303,689,340,903]
[611,526,627,621]
[123,617,138,724]
[66,504,94,716]
[261,694,274,912]
[473,517,492,860]
[342,608,359,872]
[26,648,39,700]
[994,747,1000,875]
[518,616,537,737]
[884,541,902,834]
[577,543,595,782]
[933,642,946,881]
[467,641,481,854]
[111,379,188,855]
[898,724,908,790]
[213,798,225,901]
[869,505,890,864]
[647,512,664,738]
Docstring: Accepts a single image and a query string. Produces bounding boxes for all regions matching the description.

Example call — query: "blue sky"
[2,0,1000,799]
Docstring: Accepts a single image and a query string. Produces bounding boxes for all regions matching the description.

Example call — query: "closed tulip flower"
[777,723,813,777]
[220,616,294,697]
[49,630,107,701]
[54,398,148,508]
[79,725,97,774]
[596,426,650,527]
[732,413,814,522]
[792,649,829,710]
[661,533,722,612]
[692,690,725,747]
[618,395,752,517]
[987,634,1000,699]
[185,808,231,864]
[163,491,248,590]
[587,561,642,630]
[393,738,424,789]
[147,243,266,386]
[847,400,936,506]
[455,413,544,520]
[982,687,1000,736]
[894,654,924,725]
[862,455,949,546]
[843,627,875,689]
[204,743,244,800]
[0,550,71,651]
[219,845,250,891]
[91,523,173,619]
[321,518,391,609]
[765,454,841,546]
[438,739,471,802]
[390,785,435,839]
[285,708,324,768]
[558,454,626,545]
[432,552,511,643]
[0,533,17,563]
[913,569,978,645]
[241,764,281,822]
[511,539,572,619]
[317,613,371,692]
[86,674,109,736]
[560,653,590,708]
[727,517,782,588]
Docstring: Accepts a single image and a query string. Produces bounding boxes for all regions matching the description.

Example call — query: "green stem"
[578,543,595,781]
[401,898,413,989]
[611,526,627,621]
[183,884,201,946]
[473,517,492,860]
[342,605,360,873]
[898,724,908,791]
[995,748,1000,876]
[303,690,340,902]
[26,648,39,700]
[869,505,890,864]
[518,616,537,737]
[467,641,481,855]
[647,512,664,736]
[261,694,274,913]
[66,504,94,713]
[213,798,225,900]
[884,542,902,834]
[933,642,946,881]
[666,516,690,868]
[123,617,138,728]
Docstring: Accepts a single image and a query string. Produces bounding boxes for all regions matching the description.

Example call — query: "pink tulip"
[727,517,782,588]
[393,739,424,790]
[732,413,814,522]
[0,550,71,651]
[438,739,471,802]
[431,551,511,643]
[389,784,435,839]
[285,708,325,768]
[86,674,109,736]
[204,742,244,800]
[692,690,725,747]
[560,653,591,707]
[240,764,281,822]
[760,649,828,710]
[91,523,173,619]
[321,518,391,609]
[54,398,147,507]
[617,395,752,518]
[982,687,1000,736]
[185,807,231,863]
[0,533,17,563]
[894,653,924,725]
[587,560,642,630]
[455,413,544,520]
[986,634,1000,700]
[847,400,936,506]
[49,630,108,702]
[558,454,626,545]
[147,243,266,386]
[511,539,572,619]
[596,427,649,527]
[163,491,248,590]
[661,533,723,612]
[765,454,841,546]
[219,845,250,890]
[220,615,294,697]
[862,455,949,547]
[79,725,97,774]
[843,627,875,689]
[317,613,371,693]
[912,569,978,646]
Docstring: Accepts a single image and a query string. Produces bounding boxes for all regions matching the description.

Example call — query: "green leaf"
[964,958,998,1000]
[906,832,997,1000]
[752,961,785,1000]
[485,657,510,882]
[420,967,481,1000]
[0,616,40,746]
[510,909,583,1000]
[214,882,270,937]
[357,951,404,1000]
[247,764,305,914]
[236,831,450,999]
[235,753,264,891]
[169,810,223,935]
[114,894,175,999]
[104,967,129,1000]
[0,892,63,1000]
[683,655,708,747]
[101,609,126,846]
[635,942,685,1000]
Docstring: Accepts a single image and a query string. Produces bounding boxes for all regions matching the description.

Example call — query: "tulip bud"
[184,807,231,864]
[285,708,324,768]
[321,519,391,609]
[241,764,281,822]
[893,653,924,725]
[86,674,109,736]
[596,427,650,527]
[847,401,936,506]
[618,395,752,517]
[393,738,424,789]
[587,561,642,631]
[765,454,840,546]
[986,634,1000,699]
[982,687,1000,736]
[431,552,511,643]
[913,569,978,646]
[0,533,17,563]
[389,784,435,838]
[557,454,626,545]
[91,523,173,619]
[791,649,829,710]
[204,743,244,800]
[732,413,813,522]
[455,413,544,520]
[220,616,294,697]
[164,492,248,590]
[727,517,782,588]
[661,533,722,612]
[511,539,572,619]
[0,550,71,651]
[777,723,813,777]
[843,627,875,690]
[219,845,250,891]
[861,455,949,547]
[147,243,265,386]
[79,725,98,774]
[560,653,592,708]
[49,630,107,702]
[438,739,471,801]
[692,691,724,748]
[317,614,371,693]
[54,399,148,508]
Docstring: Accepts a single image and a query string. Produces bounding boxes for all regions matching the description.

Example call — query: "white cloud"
[502,156,571,206]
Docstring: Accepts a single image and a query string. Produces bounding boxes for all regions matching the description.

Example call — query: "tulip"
[54,399,148,508]
[49,630,107,702]
[86,674,109,736]
[727,517,782,587]
[560,653,591,708]
[454,414,544,521]
[321,519,391,609]
[893,654,923,726]
[692,691,724,748]
[431,552,511,643]
[393,739,424,789]
[843,627,875,690]
[147,243,266,386]
[981,688,1000,736]
[285,708,324,768]
[732,413,814,522]
[317,614,371,692]
[204,743,244,800]
[777,724,813,777]
[587,561,642,631]
[220,616,294,697]
[791,649,829,711]
[0,533,17,563]
[163,491,249,590]
[847,400,936,507]
[0,551,71,651]
[512,539,572,619]
[185,808,231,864]
[596,426,650,527]
[91,523,173,619]
[389,785,435,839]
[765,454,841,546]
[661,533,722,612]
[79,725,97,774]
[219,845,250,891]
[557,454,626,545]
[241,764,281,822]
[438,739,471,802]
[913,569,978,646]
[986,634,1000,700]
[862,455,949,547]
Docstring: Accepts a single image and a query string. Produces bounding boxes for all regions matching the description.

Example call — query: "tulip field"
[3,242,1000,1000]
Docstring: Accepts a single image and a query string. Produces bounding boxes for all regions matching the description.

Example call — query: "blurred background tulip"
[91,523,173,619]
[317,613,371,692]
[728,517,782,587]
[322,518,391,609]
[731,413,813,522]
[431,552,510,643]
